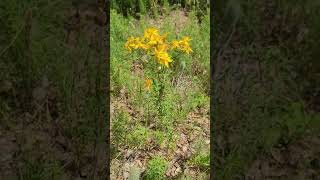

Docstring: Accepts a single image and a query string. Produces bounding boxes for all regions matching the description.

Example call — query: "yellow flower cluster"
[125,27,192,68]
[170,37,193,54]
[124,37,148,51]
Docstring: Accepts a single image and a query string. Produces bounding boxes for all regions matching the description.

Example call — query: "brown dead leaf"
[166,162,182,177]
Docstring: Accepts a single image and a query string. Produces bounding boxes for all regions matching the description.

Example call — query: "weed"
[153,130,166,147]
[127,126,151,149]
[188,152,210,169]
[112,111,130,146]
[144,156,168,180]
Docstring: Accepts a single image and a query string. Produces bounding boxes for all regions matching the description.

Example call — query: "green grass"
[188,152,210,169]
[127,126,151,149]
[144,156,169,180]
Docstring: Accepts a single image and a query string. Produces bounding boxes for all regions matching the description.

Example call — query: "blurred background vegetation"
[111,0,209,17]
[213,0,320,179]
[0,0,107,179]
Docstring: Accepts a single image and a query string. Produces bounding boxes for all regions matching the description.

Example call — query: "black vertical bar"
[105,0,110,179]
[210,0,215,179]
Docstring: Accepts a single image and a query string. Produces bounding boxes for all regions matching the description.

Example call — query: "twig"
[0,22,25,57]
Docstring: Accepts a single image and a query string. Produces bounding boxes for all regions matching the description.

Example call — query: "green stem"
[146,93,150,127]
[156,69,164,117]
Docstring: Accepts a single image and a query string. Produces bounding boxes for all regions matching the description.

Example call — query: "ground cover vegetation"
[110,1,210,179]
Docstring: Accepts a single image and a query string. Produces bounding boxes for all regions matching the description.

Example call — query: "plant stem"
[146,93,150,127]
[156,69,165,117]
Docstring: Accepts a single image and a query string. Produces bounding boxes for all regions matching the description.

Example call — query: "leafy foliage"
[144,156,168,180]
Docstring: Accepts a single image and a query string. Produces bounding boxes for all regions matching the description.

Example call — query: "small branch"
[0,22,25,57]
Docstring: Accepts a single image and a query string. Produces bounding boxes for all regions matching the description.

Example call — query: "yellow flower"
[171,40,180,49]
[158,33,169,43]
[171,36,193,54]
[147,39,158,47]
[144,28,159,40]
[181,36,191,42]
[154,48,172,68]
[135,37,147,49]
[180,44,193,54]
[124,36,135,52]
[140,43,150,51]
[179,36,192,54]
[144,78,152,91]
[125,37,148,52]
[125,29,191,67]
[156,43,169,52]
[144,28,169,47]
